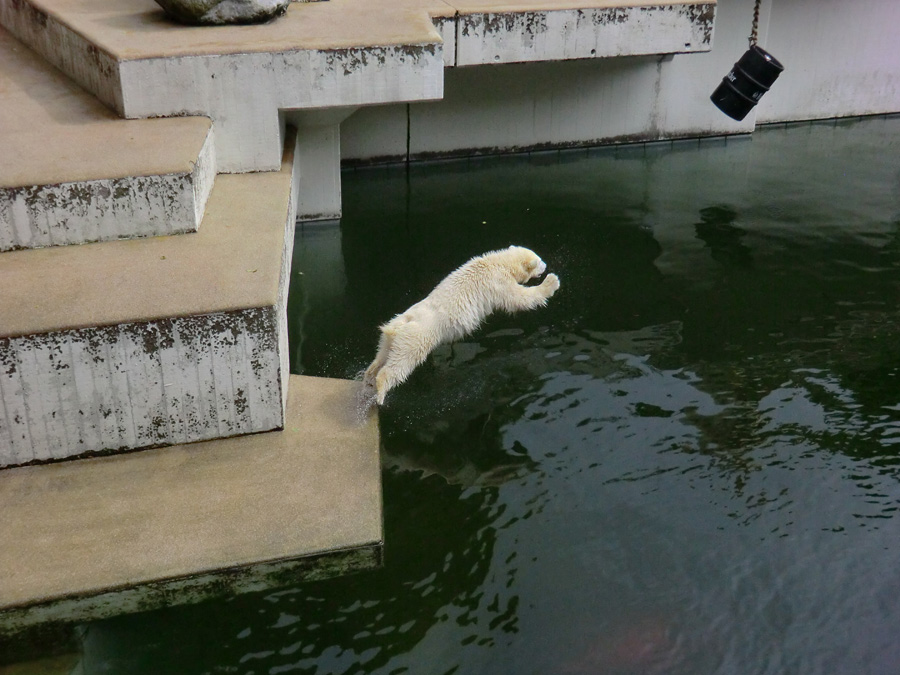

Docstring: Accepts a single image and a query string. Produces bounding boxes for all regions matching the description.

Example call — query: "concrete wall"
[0,309,285,467]
[342,0,900,163]
[756,0,900,122]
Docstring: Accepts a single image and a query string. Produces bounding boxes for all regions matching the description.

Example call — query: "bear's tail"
[380,314,413,335]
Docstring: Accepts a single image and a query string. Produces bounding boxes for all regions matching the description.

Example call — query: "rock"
[154,0,291,25]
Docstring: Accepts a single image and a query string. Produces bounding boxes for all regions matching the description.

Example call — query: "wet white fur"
[363,246,560,405]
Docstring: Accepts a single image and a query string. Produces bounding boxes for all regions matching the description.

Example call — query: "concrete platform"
[0,0,714,172]
[0,375,382,638]
[0,130,299,467]
[0,27,214,251]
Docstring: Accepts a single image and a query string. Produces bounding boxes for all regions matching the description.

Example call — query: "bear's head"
[506,245,547,284]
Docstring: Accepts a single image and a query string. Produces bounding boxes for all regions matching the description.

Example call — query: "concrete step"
[0,27,215,252]
[0,130,300,469]
[0,375,382,637]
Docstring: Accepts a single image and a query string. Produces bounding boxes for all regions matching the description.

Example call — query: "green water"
[37,117,900,673]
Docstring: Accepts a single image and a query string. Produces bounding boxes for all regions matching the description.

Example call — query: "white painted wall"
[343,0,900,163]
[342,56,669,163]
[414,57,668,157]
[756,0,900,122]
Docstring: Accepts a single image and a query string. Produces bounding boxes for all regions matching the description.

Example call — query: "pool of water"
[47,117,900,673]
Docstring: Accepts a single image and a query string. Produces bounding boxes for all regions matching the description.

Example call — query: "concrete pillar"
[286,108,357,222]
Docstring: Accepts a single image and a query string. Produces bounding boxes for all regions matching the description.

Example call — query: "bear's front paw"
[542,273,560,297]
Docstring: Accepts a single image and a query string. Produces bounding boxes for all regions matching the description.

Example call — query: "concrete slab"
[452,1,715,66]
[0,130,298,466]
[0,375,382,637]
[0,28,215,251]
[0,134,294,339]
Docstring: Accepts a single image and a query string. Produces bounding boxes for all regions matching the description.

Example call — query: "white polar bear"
[363,246,560,405]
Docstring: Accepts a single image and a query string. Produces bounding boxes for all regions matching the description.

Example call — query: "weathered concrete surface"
[0,309,287,466]
[0,375,383,637]
[0,131,299,467]
[0,28,215,251]
[454,1,715,65]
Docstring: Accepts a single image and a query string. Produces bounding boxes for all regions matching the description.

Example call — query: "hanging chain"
[749,0,761,46]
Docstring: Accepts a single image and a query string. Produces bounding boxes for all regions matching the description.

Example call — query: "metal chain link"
[749,0,761,46]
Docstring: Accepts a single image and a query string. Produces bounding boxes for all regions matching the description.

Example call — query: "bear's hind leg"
[364,331,394,388]
[374,368,394,405]
[375,361,418,404]
[374,333,433,404]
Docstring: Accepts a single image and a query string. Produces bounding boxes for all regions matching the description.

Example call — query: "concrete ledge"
[454,1,715,66]
[0,28,215,251]
[0,375,382,637]
[0,130,299,466]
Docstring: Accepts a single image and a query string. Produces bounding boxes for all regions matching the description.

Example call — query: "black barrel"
[711,45,784,121]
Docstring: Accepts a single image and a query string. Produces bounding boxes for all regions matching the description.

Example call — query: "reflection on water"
[11,117,900,674]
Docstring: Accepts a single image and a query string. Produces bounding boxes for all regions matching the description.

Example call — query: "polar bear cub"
[363,245,560,405]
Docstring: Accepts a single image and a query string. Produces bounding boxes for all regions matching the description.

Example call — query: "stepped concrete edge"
[0,27,217,249]
[0,375,383,637]
[0,129,301,466]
